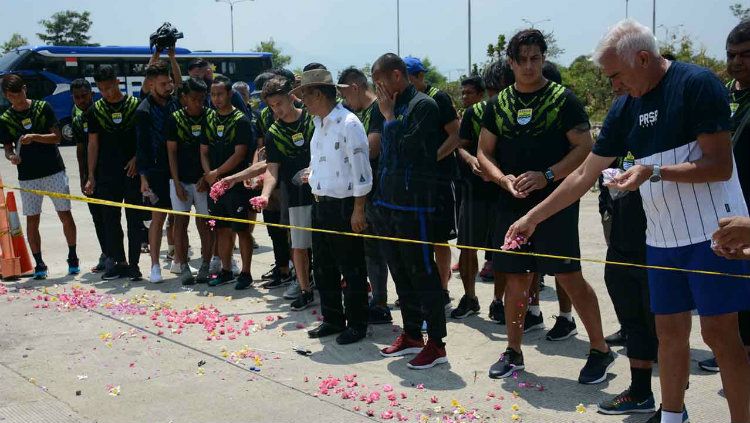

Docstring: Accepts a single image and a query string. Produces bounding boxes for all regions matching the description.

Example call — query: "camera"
[149,22,184,52]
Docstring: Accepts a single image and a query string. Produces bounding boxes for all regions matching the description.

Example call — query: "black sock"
[32,252,44,267]
[628,367,653,399]
[68,245,78,260]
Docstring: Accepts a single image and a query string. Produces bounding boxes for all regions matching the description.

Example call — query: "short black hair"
[145,60,170,79]
[507,29,547,62]
[728,19,750,46]
[1,74,24,93]
[261,76,291,100]
[372,53,408,77]
[70,78,92,92]
[338,67,368,89]
[311,85,337,102]
[185,77,208,94]
[188,58,209,71]
[482,60,514,91]
[303,62,327,72]
[94,65,117,82]
[270,68,296,85]
[461,75,485,92]
[542,61,562,84]
[212,74,232,92]
[253,72,276,92]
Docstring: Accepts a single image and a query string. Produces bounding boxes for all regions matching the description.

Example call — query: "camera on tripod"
[149,22,183,52]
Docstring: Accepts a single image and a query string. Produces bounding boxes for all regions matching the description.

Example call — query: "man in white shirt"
[292,69,373,344]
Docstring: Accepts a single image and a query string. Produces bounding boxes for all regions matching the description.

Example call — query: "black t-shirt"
[87,95,141,182]
[458,100,498,199]
[483,81,589,211]
[135,94,180,176]
[166,107,213,184]
[729,79,750,207]
[201,108,254,177]
[0,100,64,181]
[426,86,460,181]
[265,110,315,207]
[71,105,91,179]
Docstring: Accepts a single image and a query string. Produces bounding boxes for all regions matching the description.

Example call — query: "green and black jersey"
[265,109,315,207]
[202,108,254,177]
[166,107,214,184]
[0,100,63,181]
[425,85,460,180]
[728,79,750,206]
[71,105,91,179]
[357,101,383,198]
[86,95,140,182]
[458,100,496,198]
[482,81,589,210]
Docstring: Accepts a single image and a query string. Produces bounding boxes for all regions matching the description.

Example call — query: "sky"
[0,0,743,78]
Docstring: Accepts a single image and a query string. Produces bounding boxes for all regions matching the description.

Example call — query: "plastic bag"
[601,168,630,201]
[291,167,310,186]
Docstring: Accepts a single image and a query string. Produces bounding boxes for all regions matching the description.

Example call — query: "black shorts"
[208,185,251,232]
[492,201,581,274]
[146,171,172,210]
[433,183,457,242]
[457,197,493,248]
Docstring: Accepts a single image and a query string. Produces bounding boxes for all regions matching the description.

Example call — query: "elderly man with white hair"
[506,19,750,423]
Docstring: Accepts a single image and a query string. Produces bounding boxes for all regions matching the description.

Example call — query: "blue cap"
[403,56,427,75]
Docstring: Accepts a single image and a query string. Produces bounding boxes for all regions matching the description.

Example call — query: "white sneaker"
[149,264,163,284]
[170,261,182,274]
[283,279,301,300]
[209,256,221,274]
[231,258,240,276]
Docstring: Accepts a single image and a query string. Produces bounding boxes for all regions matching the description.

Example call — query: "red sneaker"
[380,333,425,357]
[407,339,448,369]
[479,261,494,281]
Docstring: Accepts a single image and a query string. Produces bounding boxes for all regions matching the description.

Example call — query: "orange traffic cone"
[0,177,21,280]
[6,192,33,276]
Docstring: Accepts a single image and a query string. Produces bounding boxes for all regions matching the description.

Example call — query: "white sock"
[560,312,573,321]
[529,305,541,316]
[661,410,683,423]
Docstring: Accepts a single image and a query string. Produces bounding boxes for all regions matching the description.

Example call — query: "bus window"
[0,49,29,72]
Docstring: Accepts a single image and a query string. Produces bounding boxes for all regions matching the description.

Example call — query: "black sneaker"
[698,357,719,372]
[102,263,127,280]
[208,269,235,287]
[597,389,656,415]
[450,295,480,319]
[234,272,253,290]
[488,299,505,324]
[33,264,48,280]
[546,316,578,341]
[488,348,524,379]
[523,310,544,333]
[261,271,293,289]
[443,289,451,313]
[291,290,315,311]
[578,349,616,384]
[645,406,689,423]
[368,304,393,325]
[261,266,277,281]
[605,328,627,346]
[127,265,142,281]
[336,327,366,345]
[91,254,107,273]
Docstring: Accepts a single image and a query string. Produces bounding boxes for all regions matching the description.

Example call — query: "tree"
[560,55,614,121]
[254,38,291,68]
[420,57,447,86]
[485,30,564,61]
[486,34,507,61]
[2,33,28,53]
[731,3,750,21]
[37,10,96,46]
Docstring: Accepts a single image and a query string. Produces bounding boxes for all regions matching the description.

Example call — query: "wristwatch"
[544,168,555,184]
[649,164,662,183]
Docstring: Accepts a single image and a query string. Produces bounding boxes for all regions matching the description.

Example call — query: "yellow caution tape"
[2,184,749,280]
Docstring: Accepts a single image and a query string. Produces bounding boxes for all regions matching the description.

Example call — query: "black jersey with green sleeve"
[458,100,497,198]
[86,95,140,182]
[71,105,91,178]
[0,100,64,181]
[265,110,315,207]
[728,79,750,206]
[482,81,589,210]
[202,108,253,177]
[426,85,460,180]
[166,107,213,184]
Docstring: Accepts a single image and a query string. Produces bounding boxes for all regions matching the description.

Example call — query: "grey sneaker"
[283,279,301,300]
[196,262,210,284]
[179,265,196,285]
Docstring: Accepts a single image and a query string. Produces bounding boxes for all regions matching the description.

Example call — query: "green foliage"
[2,33,28,53]
[731,3,750,20]
[254,38,291,68]
[37,10,96,46]
[659,33,727,80]
[420,57,447,86]
[486,34,507,61]
[560,55,614,122]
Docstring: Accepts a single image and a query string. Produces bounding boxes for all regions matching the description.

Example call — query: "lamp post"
[652,0,656,34]
[467,0,472,76]
[215,0,253,52]
[625,0,629,18]
[396,0,401,55]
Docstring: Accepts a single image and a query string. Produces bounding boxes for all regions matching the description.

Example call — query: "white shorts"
[169,180,209,215]
[18,170,71,216]
[288,205,312,249]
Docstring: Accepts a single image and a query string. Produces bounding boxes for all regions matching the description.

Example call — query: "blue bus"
[0,45,273,142]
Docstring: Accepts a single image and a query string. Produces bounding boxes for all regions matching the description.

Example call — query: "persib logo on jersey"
[191,125,202,137]
[639,110,658,127]
[517,108,533,125]
[21,118,32,130]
